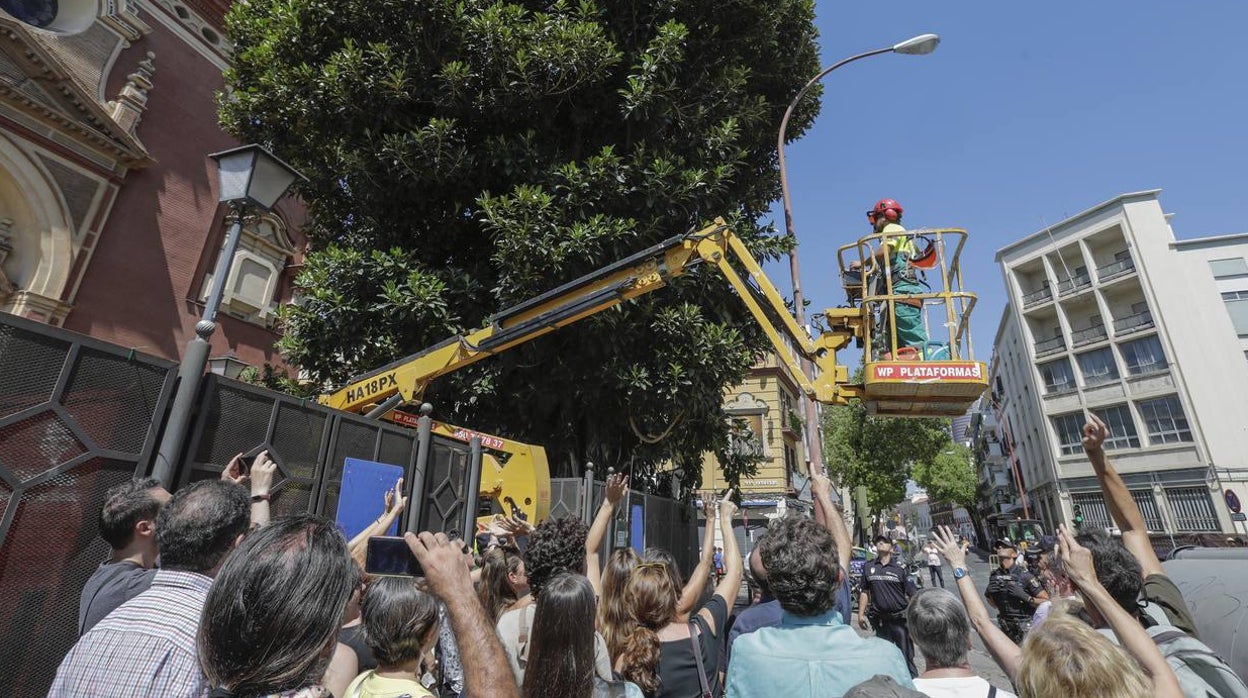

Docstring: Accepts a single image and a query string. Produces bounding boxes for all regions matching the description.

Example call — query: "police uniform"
[986,561,1045,643]
[860,557,918,677]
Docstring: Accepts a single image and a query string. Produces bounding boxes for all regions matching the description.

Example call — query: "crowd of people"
[46,414,1247,697]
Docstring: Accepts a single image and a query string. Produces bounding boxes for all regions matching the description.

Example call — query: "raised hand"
[605,472,629,505]
[388,477,408,515]
[221,452,249,486]
[701,490,717,518]
[1057,525,1097,589]
[1082,412,1109,453]
[932,525,966,569]
[249,450,278,496]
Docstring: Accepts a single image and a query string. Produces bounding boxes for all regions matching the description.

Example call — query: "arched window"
[1,0,99,33]
[201,215,294,327]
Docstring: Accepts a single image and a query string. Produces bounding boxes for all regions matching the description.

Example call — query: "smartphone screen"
[365,536,422,577]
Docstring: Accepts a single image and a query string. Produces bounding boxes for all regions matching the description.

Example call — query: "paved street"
[853,549,1014,691]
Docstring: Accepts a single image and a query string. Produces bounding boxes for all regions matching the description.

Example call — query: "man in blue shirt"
[726,516,913,697]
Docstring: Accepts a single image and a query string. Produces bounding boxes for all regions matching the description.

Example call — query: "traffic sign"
[1231,512,1247,522]
[1226,489,1242,514]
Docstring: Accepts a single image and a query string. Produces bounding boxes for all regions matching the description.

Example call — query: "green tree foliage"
[220,0,820,487]
[822,401,950,512]
[912,442,977,511]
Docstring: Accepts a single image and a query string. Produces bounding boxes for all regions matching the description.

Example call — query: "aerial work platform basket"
[835,228,988,417]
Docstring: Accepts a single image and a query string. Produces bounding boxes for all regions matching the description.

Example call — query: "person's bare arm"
[1059,525,1182,698]
[1082,414,1164,577]
[586,473,628,598]
[700,495,742,633]
[677,493,717,619]
[248,452,278,528]
[407,531,519,698]
[933,526,1022,682]
[811,473,851,574]
[320,642,357,698]
[348,478,407,568]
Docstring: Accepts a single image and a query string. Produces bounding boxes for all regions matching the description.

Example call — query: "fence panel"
[0,313,176,697]
[182,376,477,535]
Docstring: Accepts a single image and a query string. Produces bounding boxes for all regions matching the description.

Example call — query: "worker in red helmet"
[848,199,928,357]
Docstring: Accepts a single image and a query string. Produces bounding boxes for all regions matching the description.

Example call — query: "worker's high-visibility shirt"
[877,223,923,295]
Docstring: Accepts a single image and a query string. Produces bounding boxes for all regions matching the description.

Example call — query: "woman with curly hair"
[477,544,530,625]
[617,496,740,698]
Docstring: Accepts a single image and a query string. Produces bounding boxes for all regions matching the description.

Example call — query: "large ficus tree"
[220,0,821,486]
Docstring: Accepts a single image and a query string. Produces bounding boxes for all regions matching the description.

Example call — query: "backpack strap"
[1151,629,1189,645]
[987,686,997,698]
[688,620,713,698]
[517,605,531,667]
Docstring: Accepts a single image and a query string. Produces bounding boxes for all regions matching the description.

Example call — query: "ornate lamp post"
[152,145,305,485]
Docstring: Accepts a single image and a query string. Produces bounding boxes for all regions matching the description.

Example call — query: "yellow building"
[701,350,810,510]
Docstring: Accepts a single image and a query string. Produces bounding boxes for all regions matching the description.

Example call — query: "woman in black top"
[617,496,741,698]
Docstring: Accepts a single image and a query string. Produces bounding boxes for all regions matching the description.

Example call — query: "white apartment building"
[992,190,1248,536]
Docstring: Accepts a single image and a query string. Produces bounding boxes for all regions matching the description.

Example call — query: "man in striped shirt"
[49,479,251,697]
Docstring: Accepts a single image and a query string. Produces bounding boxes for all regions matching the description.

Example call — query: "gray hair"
[906,587,970,669]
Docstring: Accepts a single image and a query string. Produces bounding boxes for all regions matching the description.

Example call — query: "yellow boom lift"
[320,220,988,525]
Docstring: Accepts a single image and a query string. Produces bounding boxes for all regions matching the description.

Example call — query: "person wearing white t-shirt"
[907,587,1017,698]
[922,541,944,588]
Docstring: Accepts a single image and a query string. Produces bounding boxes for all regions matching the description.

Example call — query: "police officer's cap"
[993,538,1017,551]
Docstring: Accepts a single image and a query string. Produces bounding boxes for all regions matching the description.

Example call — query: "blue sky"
[762,3,1248,362]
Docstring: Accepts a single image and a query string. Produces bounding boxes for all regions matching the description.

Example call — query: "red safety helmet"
[867,198,904,223]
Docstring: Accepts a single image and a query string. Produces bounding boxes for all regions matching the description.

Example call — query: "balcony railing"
[1097,256,1136,282]
[1071,324,1109,347]
[1022,286,1053,308]
[1034,335,1067,357]
[1113,311,1154,336]
[1057,272,1092,296]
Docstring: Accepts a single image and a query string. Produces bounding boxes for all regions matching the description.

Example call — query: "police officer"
[986,539,1049,643]
[856,535,918,677]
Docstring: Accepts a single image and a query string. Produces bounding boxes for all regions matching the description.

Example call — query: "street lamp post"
[151,144,305,486]
[776,34,940,481]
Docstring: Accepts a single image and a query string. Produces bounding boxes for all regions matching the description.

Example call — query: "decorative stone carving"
[108,50,154,136]
[0,217,16,299]
[725,391,769,414]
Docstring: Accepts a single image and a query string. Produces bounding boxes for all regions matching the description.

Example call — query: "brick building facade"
[1,0,304,369]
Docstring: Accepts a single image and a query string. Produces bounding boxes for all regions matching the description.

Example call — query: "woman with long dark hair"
[617,497,741,698]
[198,514,358,698]
[477,544,530,625]
[523,573,642,698]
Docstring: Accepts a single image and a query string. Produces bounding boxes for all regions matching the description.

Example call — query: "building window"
[1130,490,1165,531]
[1091,404,1140,450]
[1210,257,1248,279]
[1070,492,1112,531]
[1,0,57,27]
[1051,412,1084,456]
[1076,347,1120,386]
[1137,395,1193,444]
[1119,335,1167,376]
[202,216,294,326]
[1223,298,1248,337]
[1166,487,1220,532]
[1039,358,1075,394]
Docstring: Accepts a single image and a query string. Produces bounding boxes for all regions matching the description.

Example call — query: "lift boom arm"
[319,219,856,413]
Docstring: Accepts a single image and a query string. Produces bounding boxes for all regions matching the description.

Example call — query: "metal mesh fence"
[550,477,698,578]
[0,314,176,697]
